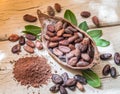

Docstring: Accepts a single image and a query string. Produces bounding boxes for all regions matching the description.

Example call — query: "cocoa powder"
[13,56,51,88]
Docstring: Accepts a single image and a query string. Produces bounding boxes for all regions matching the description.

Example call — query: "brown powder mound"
[13,56,51,88]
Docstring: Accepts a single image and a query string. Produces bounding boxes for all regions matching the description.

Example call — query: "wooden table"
[0,0,120,94]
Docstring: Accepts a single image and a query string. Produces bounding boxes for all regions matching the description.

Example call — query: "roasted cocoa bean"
[74,74,87,85]
[57,29,65,36]
[79,43,88,52]
[48,42,58,48]
[61,72,69,84]
[69,44,75,50]
[54,3,61,12]
[44,35,50,40]
[82,38,90,45]
[47,24,55,32]
[52,74,63,84]
[58,46,71,53]
[74,48,81,58]
[53,48,63,56]
[8,34,19,42]
[47,6,55,16]
[80,11,91,18]
[110,67,117,78]
[65,28,73,34]
[19,36,25,45]
[46,31,55,37]
[67,26,77,32]
[100,53,112,60]
[63,22,68,29]
[59,40,69,46]
[92,16,100,27]
[67,57,78,66]
[66,51,75,59]
[114,52,120,65]
[76,60,89,67]
[75,38,82,43]
[23,14,37,22]
[68,34,78,43]
[35,40,43,50]
[76,82,84,91]
[102,64,110,76]
[64,78,77,87]
[23,45,34,53]
[50,84,60,93]
[81,53,90,62]
[25,34,36,40]
[60,86,68,94]
[87,45,94,58]
[63,34,72,38]
[26,40,35,48]
[55,21,63,31]
[50,36,63,42]
[11,44,21,53]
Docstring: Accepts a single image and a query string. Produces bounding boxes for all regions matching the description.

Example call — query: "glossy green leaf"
[95,39,110,47]
[23,25,41,36]
[64,9,77,26]
[87,30,102,39]
[82,69,101,88]
[78,21,89,32]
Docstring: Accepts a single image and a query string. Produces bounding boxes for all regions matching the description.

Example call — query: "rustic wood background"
[0,0,120,94]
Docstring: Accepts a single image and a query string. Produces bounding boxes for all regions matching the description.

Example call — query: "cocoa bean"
[87,45,94,58]
[67,57,78,66]
[74,48,81,58]
[79,43,88,52]
[76,60,89,67]
[59,40,69,46]
[25,34,36,40]
[8,34,19,42]
[54,3,61,12]
[81,53,90,62]
[53,48,63,56]
[63,34,72,38]
[44,35,50,40]
[52,74,63,84]
[66,51,75,59]
[19,36,25,45]
[80,11,91,18]
[55,21,63,31]
[68,34,78,43]
[61,72,69,85]
[11,44,21,53]
[26,40,35,48]
[58,46,71,53]
[82,37,90,45]
[57,29,65,36]
[102,64,110,76]
[60,86,68,94]
[47,6,55,16]
[47,24,55,32]
[35,40,43,50]
[46,31,55,37]
[69,44,75,50]
[65,28,73,34]
[48,42,58,48]
[67,26,77,32]
[50,84,60,93]
[75,38,82,43]
[58,56,66,62]
[63,22,68,29]
[23,45,34,53]
[23,14,37,22]
[114,52,120,65]
[68,86,76,91]
[50,36,63,42]
[110,67,117,78]
[92,16,100,27]
[76,82,84,91]
[100,53,112,60]
[64,78,77,87]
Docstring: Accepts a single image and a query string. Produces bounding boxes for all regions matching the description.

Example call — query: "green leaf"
[78,21,89,32]
[23,25,41,36]
[87,30,102,39]
[64,9,77,26]
[95,39,110,47]
[82,69,101,88]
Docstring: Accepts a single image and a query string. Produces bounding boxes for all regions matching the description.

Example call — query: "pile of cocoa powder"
[13,56,51,88]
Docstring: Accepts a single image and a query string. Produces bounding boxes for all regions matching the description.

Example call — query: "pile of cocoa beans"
[44,21,94,67]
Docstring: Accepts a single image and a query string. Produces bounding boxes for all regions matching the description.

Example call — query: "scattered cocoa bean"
[60,86,68,94]
[68,57,78,66]
[74,74,87,85]
[80,11,91,18]
[50,84,60,93]
[52,74,63,84]
[47,24,55,32]
[64,78,77,87]
[76,82,84,91]
[26,40,35,48]
[114,52,120,65]
[57,29,65,36]
[53,48,63,56]
[23,45,34,53]
[110,67,117,78]
[102,64,110,76]
[8,34,19,42]
[23,14,37,22]
[19,36,25,45]
[48,42,58,48]
[35,40,43,50]
[100,53,112,60]
[25,34,36,40]
[11,44,21,53]
[58,46,71,53]
[55,21,63,31]
[59,40,69,46]
[61,72,69,85]
[47,6,55,16]
[81,53,90,62]
[92,16,100,27]
[54,3,61,12]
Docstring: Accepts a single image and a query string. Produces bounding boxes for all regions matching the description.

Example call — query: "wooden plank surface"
[0,0,120,94]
